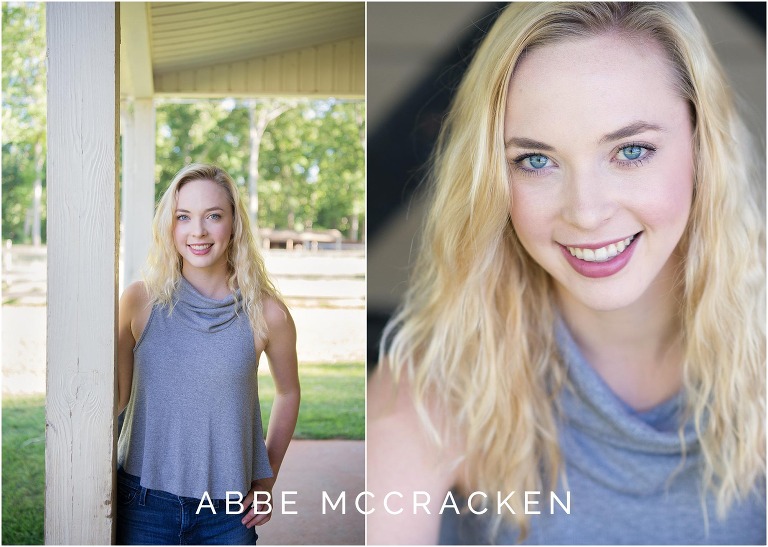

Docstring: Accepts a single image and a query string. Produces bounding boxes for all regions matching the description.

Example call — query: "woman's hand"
[241,477,276,528]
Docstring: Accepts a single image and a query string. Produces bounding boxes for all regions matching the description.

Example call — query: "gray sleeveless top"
[439,320,766,544]
[117,277,273,499]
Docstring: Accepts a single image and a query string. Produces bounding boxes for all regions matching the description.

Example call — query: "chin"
[556,278,651,314]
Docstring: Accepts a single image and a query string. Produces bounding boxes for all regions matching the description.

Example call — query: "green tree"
[154,100,251,201]
[2,2,47,244]
[259,100,365,239]
[155,98,364,240]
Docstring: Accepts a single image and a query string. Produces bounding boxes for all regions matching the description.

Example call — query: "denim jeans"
[116,469,258,545]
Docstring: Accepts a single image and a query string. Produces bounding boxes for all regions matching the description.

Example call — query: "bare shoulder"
[261,295,296,356]
[121,280,150,308]
[368,359,459,452]
[120,280,151,341]
[367,359,410,420]
[367,359,464,544]
[262,294,295,333]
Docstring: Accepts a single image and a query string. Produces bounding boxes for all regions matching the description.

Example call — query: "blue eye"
[209,213,222,220]
[511,152,555,175]
[176,214,189,221]
[526,154,550,169]
[618,145,646,161]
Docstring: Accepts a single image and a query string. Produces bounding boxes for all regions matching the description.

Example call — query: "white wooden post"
[121,99,155,289]
[46,3,119,544]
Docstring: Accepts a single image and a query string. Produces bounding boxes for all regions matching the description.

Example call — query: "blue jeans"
[116,469,258,545]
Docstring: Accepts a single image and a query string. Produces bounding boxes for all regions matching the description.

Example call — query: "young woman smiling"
[116,164,300,544]
[368,3,765,544]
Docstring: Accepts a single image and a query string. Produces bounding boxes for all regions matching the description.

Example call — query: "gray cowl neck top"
[117,276,273,499]
[439,319,766,544]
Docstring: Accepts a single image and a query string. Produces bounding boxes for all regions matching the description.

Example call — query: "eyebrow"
[598,121,665,144]
[504,121,666,151]
[504,137,555,151]
[175,207,225,213]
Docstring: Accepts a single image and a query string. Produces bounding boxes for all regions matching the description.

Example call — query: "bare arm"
[116,281,145,415]
[242,297,300,528]
[367,362,460,544]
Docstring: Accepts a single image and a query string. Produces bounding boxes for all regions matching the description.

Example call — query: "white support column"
[45,3,119,544]
[121,99,155,290]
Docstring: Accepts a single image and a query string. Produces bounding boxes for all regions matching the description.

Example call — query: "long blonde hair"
[383,1,765,537]
[143,163,282,340]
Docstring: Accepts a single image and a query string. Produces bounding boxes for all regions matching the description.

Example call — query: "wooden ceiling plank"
[152,8,360,40]
[152,2,316,27]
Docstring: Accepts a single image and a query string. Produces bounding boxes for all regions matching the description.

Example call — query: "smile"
[566,235,635,263]
[188,243,214,256]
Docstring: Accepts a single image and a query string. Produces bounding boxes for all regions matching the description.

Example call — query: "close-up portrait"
[367,2,765,544]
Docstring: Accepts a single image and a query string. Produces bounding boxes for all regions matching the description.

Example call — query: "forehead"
[176,178,230,207]
[504,33,685,143]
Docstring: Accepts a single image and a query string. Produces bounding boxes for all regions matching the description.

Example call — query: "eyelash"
[176,213,222,221]
[614,142,657,167]
[510,152,553,177]
[509,142,658,176]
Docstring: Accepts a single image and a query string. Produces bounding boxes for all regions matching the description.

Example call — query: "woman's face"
[173,178,234,275]
[505,33,694,313]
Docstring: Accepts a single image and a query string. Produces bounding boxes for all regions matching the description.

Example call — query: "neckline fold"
[172,276,242,333]
[554,318,699,494]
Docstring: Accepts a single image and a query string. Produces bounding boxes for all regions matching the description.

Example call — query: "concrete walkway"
[256,440,365,545]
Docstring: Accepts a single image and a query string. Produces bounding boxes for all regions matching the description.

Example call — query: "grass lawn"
[2,361,364,545]
[2,395,45,545]
[260,361,365,439]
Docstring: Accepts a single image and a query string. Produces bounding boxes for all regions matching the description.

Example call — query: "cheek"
[222,219,234,241]
[509,183,557,246]
[172,223,183,246]
[637,156,694,232]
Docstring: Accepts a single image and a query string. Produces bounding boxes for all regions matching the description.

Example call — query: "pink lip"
[188,243,213,256]
[559,233,641,279]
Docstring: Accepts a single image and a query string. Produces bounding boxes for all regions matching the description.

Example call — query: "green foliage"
[2,4,364,244]
[2,2,47,244]
[2,395,45,545]
[156,99,365,238]
[260,101,365,234]
[154,100,251,201]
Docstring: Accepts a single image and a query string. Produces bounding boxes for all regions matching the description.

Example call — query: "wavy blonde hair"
[143,163,282,340]
[383,2,765,538]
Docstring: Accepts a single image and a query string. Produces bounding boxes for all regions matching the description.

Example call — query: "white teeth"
[190,244,212,250]
[594,247,607,261]
[567,235,635,263]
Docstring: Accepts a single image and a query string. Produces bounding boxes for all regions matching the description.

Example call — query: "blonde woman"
[368,2,765,544]
[116,164,300,544]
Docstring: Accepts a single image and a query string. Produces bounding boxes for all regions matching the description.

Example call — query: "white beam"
[121,99,156,289]
[120,2,154,98]
[46,3,119,543]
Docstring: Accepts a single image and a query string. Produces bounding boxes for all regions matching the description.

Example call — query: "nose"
[560,166,616,231]
[192,217,207,237]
